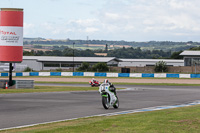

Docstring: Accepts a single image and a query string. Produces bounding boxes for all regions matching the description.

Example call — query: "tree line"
[23,47,179,59]
[24,38,200,47]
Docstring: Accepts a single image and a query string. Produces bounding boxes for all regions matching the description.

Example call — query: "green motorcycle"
[99,83,119,109]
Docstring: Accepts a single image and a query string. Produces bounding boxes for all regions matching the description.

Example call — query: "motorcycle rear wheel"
[102,95,110,109]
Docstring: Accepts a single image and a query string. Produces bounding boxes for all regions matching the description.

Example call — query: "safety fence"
[0,72,200,78]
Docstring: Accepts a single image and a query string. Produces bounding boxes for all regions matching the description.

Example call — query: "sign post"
[0,8,23,86]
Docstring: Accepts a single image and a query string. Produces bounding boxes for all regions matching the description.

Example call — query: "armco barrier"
[118,73,129,77]
[73,72,84,76]
[142,73,154,78]
[130,73,142,77]
[61,72,73,76]
[23,72,30,76]
[179,74,190,78]
[2,72,200,78]
[154,73,166,78]
[107,73,118,77]
[95,73,106,77]
[1,73,8,76]
[84,72,95,76]
[16,73,23,76]
[50,72,61,76]
[167,74,179,78]
[39,72,50,76]
[191,74,200,78]
[30,72,39,76]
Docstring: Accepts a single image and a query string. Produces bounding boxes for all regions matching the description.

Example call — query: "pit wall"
[1,72,200,78]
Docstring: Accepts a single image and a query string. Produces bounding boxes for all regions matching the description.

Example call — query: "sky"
[1,0,200,42]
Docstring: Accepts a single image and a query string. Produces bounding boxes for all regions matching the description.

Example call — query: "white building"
[0,56,184,72]
[118,59,184,67]
[0,63,27,72]
[180,50,200,66]
[21,56,120,71]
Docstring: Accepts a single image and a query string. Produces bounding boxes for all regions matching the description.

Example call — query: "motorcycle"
[99,83,119,109]
[89,80,100,87]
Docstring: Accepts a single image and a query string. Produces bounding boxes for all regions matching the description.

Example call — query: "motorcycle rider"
[104,79,116,95]
[91,78,97,84]
[90,78,100,87]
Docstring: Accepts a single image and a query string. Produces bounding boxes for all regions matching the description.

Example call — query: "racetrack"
[1,84,200,130]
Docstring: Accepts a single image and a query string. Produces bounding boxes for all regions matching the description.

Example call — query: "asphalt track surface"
[1,83,200,130]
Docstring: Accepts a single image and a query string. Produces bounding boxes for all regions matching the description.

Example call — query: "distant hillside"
[23,38,200,52]
[24,37,46,42]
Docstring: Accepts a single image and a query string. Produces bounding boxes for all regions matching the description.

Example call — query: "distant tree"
[92,63,108,72]
[35,50,44,56]
[34,45,42,48]
[52,50,63,56]
[24,67,32,72]
[53,46,60,50]
[189,46,200,50]
[77,62,90,71]
[154,61,168,72]
[45,51,54,56]
[170,51,183,59]
[23,51,34,56]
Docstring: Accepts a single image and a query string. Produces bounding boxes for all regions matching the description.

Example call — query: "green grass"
[1,76,199,79]
[114,82,200,86]
[1,105,200,133]
[0,86,124,94]
[35,81,200,86]
[0,86,99,94]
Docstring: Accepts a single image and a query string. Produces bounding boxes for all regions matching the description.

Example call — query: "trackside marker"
[5,82,8,89]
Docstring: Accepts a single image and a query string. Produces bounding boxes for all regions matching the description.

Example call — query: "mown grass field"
[0,86,124,94]
[35,81,200,86]
[1,105,200,133]
[0,86,98,94]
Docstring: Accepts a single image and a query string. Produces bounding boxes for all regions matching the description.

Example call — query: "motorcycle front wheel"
[102,94,110,109]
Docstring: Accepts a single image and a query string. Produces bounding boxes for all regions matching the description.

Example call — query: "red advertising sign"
[0,8,23,62]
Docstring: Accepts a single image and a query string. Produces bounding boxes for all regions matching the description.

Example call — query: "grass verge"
[0,86,99,94]
[1,105,200,133]
[35,81,200,86]
[0,86,124,94]
[1,76,199,79]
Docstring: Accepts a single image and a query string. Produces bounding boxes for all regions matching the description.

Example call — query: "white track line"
[1,100,200,131]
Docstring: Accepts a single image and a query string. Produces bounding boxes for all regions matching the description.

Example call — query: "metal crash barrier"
[0,80,34,89]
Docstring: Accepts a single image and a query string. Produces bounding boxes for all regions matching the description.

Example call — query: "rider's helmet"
[104,79,109,83]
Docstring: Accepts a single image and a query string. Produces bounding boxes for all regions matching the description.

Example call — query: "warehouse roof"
[180,50,200,56]
[23,56,120,63]
[120,59,183,63]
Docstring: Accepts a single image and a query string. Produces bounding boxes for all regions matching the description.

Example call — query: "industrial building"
[180,50,200,66]
[21,56,120,71]
[118,59,184,67]
[0,56,184,72]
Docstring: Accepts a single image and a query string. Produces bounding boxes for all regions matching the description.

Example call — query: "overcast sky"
[1,0,200,42]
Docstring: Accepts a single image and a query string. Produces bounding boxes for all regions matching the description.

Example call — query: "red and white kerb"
[0,8,23,62]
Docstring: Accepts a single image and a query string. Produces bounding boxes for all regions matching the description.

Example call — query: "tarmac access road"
[1,84,200,130]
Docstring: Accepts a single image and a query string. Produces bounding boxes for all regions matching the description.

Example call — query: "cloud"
[85,27,99,33]
[24,0,200,41]
[24,23,35,36]
[93,0,200,41]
